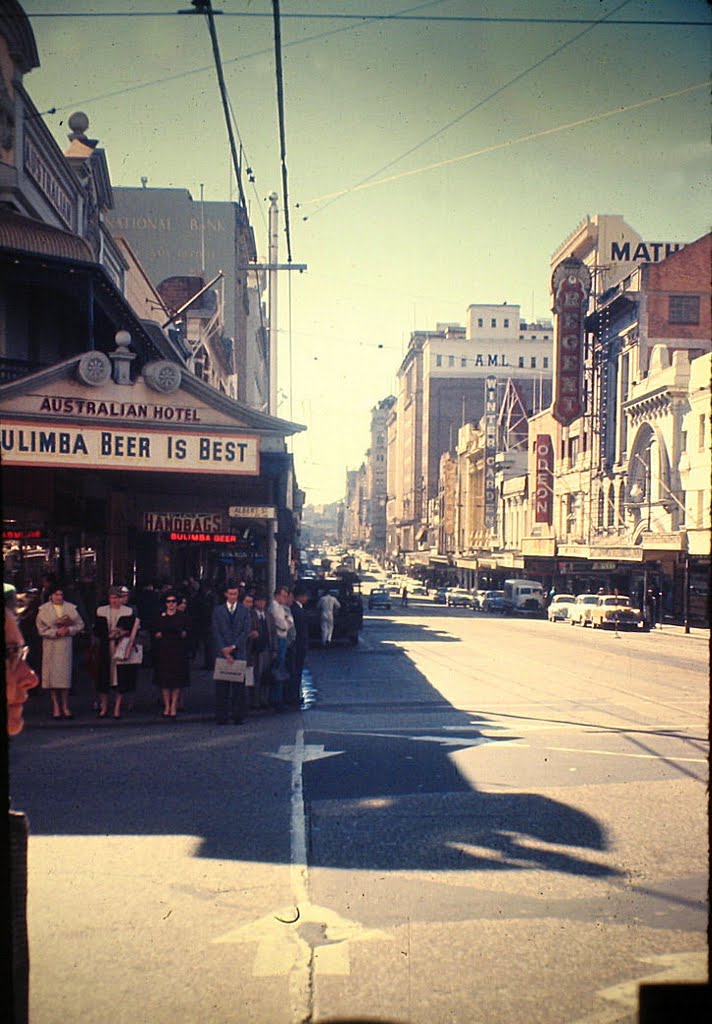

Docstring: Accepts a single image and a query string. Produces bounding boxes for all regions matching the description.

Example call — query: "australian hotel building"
[0,2,303,608]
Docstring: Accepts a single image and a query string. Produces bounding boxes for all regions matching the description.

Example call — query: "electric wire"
[272,0,293,264]
[25,9,710,25]
[302,79,711,206]
[304,0,635,220]
[193,0,247,210]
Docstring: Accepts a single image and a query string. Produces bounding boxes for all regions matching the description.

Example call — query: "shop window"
[669,295,700,324]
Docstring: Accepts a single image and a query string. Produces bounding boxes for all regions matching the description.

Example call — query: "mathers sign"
[551,257,591,426]
[1,422,259,474]
[534,435,554,524]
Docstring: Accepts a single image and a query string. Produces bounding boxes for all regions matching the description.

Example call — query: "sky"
[21,0,712,504]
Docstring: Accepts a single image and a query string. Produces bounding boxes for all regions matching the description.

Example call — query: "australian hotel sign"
[551,256,591,427]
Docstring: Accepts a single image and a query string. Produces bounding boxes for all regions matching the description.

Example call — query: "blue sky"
[23,1,711,503]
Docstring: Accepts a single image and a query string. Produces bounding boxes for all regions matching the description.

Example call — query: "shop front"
[0,344,303,609]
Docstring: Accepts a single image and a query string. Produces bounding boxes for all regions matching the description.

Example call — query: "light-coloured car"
[569,593,600,626]
[547,594,576,621]
[590,595,644,630]
[446,587,475,608]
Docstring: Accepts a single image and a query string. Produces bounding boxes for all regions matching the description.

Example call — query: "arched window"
[607,485,616,527]
[617,480,626,526]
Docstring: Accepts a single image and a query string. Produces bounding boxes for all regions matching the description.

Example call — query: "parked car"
[446,587,475,608]
[590,594,644,630]
[547,594,576,622]
[293,575,363,645]
[481,590,509,613]
[569,593,600,626]
[433,587,449,604]
[368,587,391,610]
[407,582,428,596]
[503,578,546,615]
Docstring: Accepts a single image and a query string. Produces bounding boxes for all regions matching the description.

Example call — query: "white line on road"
[499,742,708,764]
[214,730,390,993]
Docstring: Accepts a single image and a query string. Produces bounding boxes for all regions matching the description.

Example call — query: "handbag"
[113,619,143,665]
[213,657,246,682]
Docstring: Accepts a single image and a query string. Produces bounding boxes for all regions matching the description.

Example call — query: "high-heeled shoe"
[98,709,108,718]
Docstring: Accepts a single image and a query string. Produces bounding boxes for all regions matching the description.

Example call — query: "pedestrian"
[288,585,309,707]
[317,588,341,646]
[401,585,409,607]
[211,583,250,724]
[252,592,272,708]
[35,585,84,719]
[267,585,292,709]
[153,592,190,718]
[94,586,139,719]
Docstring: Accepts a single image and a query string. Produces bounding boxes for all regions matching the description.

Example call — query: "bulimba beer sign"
[551,257,591,426]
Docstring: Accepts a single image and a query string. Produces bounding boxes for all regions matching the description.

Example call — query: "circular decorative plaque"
[77,350,112,386]
[143,360,182,394]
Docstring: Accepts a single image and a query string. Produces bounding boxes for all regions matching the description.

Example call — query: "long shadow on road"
[10,612,620,882]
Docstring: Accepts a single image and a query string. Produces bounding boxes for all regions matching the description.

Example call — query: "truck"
[503,579,546,615]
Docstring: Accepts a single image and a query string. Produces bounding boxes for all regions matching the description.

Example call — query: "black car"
[293,574,363,645]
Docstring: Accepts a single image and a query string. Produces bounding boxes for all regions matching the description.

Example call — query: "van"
[503,579,545,615]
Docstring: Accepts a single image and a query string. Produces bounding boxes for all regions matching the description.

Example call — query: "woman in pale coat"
[36,586,84,719]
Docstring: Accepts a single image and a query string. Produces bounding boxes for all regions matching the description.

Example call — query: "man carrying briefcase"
[211,584,250,724]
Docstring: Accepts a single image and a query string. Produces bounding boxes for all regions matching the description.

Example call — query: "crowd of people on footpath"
[13,574,315,725]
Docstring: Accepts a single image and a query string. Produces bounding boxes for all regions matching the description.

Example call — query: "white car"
[569,593,600,626]
[547,594,576,621]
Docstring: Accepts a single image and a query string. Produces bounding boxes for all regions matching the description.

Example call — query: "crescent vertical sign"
[551,257,591,426]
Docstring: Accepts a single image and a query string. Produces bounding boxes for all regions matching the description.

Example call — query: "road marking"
[350,729,490,748]
[215,730,390,985]
[568,951,707,1023]
[501,741,708,765]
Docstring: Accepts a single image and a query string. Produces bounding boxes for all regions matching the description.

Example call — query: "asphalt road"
[8,600,709,1024]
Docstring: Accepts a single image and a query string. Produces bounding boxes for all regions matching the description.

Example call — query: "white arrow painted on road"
[264,743,345,764]
[214,729,391,991]
[350,729,490,748]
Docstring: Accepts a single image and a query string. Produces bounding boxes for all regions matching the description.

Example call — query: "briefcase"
[213,657,247,682]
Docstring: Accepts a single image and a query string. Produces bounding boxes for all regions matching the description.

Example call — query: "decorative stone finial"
[67,111,89,140]
[110,330,136,385]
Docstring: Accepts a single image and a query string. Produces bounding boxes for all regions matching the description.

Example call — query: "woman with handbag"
[152,592,190,718]
[36,585,84,719]
[94,587,139,719]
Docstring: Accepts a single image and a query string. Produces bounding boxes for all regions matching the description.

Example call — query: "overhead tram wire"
[272,0,293,264]
[182,0,247,211]
[27,10,711,26]
[304,0,637,220]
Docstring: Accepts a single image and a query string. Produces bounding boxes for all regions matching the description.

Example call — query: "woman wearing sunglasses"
[152,593,190,718]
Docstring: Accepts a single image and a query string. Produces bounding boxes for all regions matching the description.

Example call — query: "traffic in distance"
[300,546,653,639]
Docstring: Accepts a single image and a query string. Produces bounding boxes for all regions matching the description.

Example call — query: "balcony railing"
[0,358,47,385]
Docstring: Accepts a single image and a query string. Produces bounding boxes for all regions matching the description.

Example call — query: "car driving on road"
[481,590,508,613]
[368,587,391,610]
[446,587,475,608]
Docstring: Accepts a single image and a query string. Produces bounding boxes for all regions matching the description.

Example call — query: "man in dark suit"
[211,583,250,724]
[287,586,309,707]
